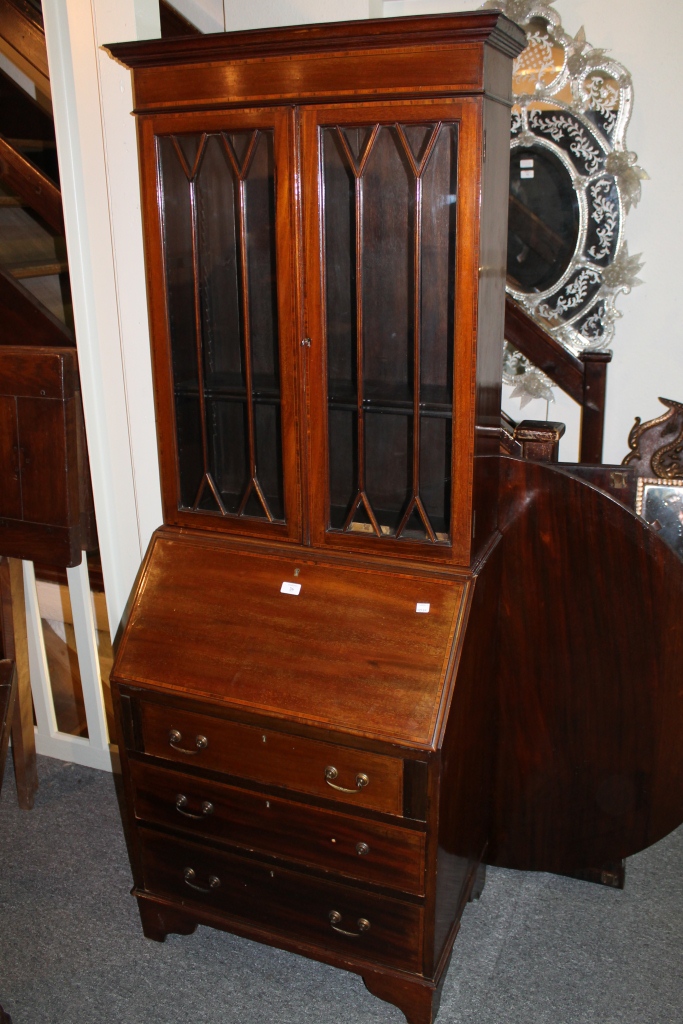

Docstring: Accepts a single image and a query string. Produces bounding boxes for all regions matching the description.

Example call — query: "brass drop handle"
[175,794,214,820]
[324,766,369,793]
[329,910,370,937]
[169,729,208,754]
[183,867,220,893]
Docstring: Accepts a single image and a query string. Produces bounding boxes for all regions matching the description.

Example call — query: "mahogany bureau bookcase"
[104,12,683,1024]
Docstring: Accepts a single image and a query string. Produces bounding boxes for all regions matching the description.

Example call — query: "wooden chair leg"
[0,557,38,809]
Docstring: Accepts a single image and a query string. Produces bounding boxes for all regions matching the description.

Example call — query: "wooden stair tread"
[7,258,68,278]
[5,137,57,150]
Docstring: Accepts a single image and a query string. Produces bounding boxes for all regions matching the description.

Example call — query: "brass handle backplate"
[329,910,370,937]
[169,729,208,755]
[183,867,220,893]
[324,766,369,793]
[175,794,214,820]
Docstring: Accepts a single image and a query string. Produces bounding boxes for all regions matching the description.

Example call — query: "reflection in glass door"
[323,121,458,543]
[158,129,285,523]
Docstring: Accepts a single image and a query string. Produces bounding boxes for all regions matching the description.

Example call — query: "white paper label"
[520,159,534,168]
[520,169,534,179]
[280,581,301,595]
[416,603,430,614]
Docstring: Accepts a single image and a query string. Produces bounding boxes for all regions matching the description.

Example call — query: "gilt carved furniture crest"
[623,398,683,480]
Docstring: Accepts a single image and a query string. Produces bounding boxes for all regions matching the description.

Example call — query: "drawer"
[137,700,404,816]
[138,827,423,972]
[130,761,426,895]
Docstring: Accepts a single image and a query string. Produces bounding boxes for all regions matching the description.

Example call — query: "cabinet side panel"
[472,96,513,561]
[432,535,501,968]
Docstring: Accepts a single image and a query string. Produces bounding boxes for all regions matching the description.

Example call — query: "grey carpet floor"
[1,755,682,1024]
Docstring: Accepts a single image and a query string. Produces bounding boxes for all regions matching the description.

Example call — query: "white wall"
[172,0,384,31]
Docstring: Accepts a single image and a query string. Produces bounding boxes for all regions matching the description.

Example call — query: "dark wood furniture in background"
[0,0,101,807]
[0,658,17,1024]
[622,396,683,480]
[0,345,95,809]
[104,12,683,1024]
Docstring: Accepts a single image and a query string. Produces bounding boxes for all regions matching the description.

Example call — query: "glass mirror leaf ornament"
[483,0,647,405]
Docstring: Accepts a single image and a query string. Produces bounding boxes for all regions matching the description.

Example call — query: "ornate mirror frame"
[484,0,647,403]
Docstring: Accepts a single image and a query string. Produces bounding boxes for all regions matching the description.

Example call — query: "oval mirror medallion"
[507,145,579,294]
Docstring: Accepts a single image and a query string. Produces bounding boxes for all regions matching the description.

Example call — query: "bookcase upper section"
[105,12,525,568]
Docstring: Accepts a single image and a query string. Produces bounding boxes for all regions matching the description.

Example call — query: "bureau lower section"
[138,827,424,970]
[114,684,482,1024]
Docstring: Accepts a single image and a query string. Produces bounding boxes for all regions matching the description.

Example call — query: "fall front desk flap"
[113,532,468,749]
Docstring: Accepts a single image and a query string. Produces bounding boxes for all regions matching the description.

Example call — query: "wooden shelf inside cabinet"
[106,12,528,1024]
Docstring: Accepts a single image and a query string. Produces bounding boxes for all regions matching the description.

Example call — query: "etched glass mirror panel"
[323,121,457,544]
[483,1,646,402]
[158,129,285,523]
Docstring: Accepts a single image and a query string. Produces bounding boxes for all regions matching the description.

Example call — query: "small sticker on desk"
[281,581,301,595]
[416,603,430,614]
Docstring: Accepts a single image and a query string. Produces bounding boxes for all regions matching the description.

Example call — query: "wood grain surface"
[489,456,683,873]
[130,760,425,893]
[114,534,466,747]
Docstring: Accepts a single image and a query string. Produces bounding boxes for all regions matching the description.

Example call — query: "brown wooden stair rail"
[0,0,50,96]
[504,294,612,463]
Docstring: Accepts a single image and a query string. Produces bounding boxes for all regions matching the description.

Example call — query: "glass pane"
[362,127,411,404]
[365,411,410,535]
[507,144,580,293]
[196,134,243,391]
[158,129,285,524]
[323,122,457,544]
[328,408,356,530]
[324,130,356,402]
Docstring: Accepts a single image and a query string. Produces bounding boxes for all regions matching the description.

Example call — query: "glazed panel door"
[139,107,302,543]
[302,100,481,564]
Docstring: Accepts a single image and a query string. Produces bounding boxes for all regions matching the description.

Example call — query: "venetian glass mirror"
[484,0,647,402]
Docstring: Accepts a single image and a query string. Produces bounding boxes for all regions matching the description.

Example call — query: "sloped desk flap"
[114,534,468,749]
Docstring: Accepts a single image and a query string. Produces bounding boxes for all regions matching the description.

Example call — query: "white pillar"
[41,0,163,641]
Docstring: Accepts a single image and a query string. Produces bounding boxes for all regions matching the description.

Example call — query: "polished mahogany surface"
[138,699,405,814]
[138,826,424,971]
[107,14,528,1024]
[115,533,466,748]
[130,760,426,893]
[490,456,683,873]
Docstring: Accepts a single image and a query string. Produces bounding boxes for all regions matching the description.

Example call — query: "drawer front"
[139,828,423,971]
[138,700,403,815]
[130,761,425,895]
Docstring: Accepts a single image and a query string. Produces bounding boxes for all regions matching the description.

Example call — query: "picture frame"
[635,477,683,559]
